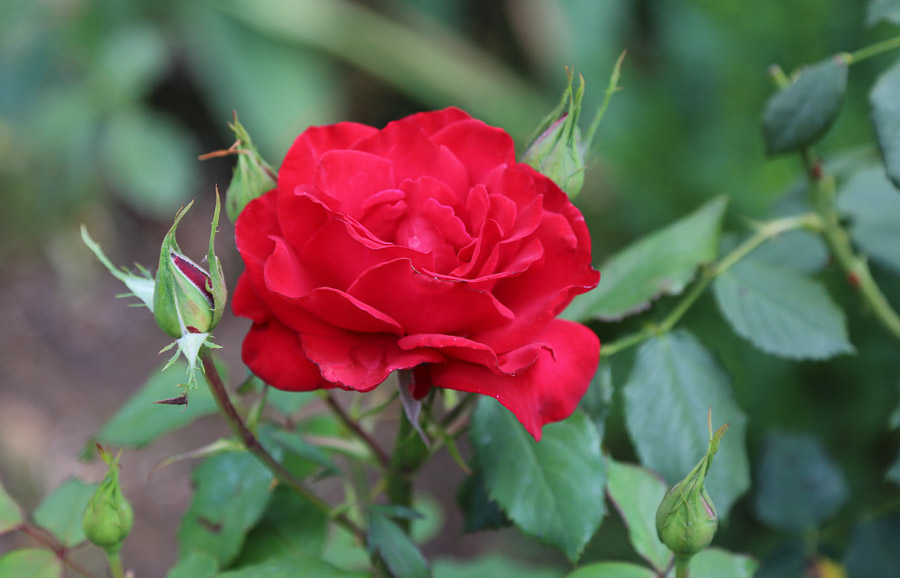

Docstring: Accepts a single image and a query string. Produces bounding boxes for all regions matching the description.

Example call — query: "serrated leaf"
[367,513,430,578]
[177,451,275,567]
[749,230,829,274]
[92,361,221,449]
[230,486,328,568]
[844,515,900,577]
[837,166,900,273]
[0,477,22,535]
[566,562,656,578]
[713,259,853,360]
[763,56,848,155]
[457,470,511,533]
[218,555,367,578]
[623,330,749,517]
[754,432,848,533]
[871,59,900,189]
[471,401,606,561]
[260,425,339,478]
[578,361,614,437]
[606,460,672,573]
[563,197,727,322]
[685,548,758,578]
[0,549,62,578]
[32,478,97,547]
[166,552,218,578]
[868,0,900,26]
[433,554,561,578]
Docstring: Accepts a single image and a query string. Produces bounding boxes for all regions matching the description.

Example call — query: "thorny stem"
[599,213,822,358]
[18,523,98,578]
[200,351,366,542]
[320,391,390,469]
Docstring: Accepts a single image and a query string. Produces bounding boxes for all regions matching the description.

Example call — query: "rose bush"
[232,108,600,439]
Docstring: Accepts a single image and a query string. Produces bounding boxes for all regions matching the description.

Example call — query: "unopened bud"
[225,114,276,223]
[83,448,133,555]
[656,412,728,560]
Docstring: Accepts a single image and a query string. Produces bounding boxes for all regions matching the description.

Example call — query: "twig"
[320,391,390,469]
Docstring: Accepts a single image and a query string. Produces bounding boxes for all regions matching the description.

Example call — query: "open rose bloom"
[233,108,600,439]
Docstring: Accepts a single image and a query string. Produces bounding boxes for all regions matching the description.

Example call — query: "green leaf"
[260,425,339,477]
[321,525,371,572]
[578,361,614,437]
[566,562,656,578]
[471,401,607,561]
[456,469,511,533]
[101,107,198,219]
[868,0,900,26]
[837,166,900,273]
[90,25,168,106]
[622,330,749,517]
[231,486,328,568]
[606,460,672,573]
[762,56,848,155]
[177,451,275,567]
[887,451,900,485]
[410,494,443,545]
[713,259,853,359]
[563,196,727,322]
[166,552,218,578]
[754,432,848,533]
[0,549,62,578]
[871,59,900,188]
[367,513,430,578]
[749,230,829,274]
[0,477,22,535]
[32,478,97,547]
[433,554,562,578]
[844,515,900,577]
[686,548,758,578]
[218,555,367,578]
[93,361,221,448]
[266,389,315,417]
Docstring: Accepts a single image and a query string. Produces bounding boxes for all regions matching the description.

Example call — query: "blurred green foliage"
[4,0,900,574]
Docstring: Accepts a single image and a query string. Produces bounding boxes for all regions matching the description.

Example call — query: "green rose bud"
[655,412,728,561]
[153,195,227,338]
[225,114,276,223]
[82,449,133,555]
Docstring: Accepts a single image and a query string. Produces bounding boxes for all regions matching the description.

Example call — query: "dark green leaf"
[763,56,848,155]
[713,259,853,359]
[433,554,561,578]
[367,513,430,578]
[754,432,848,533]
[230,486,328,568]
[578,361,614,437]
[101,107,198,219]
[606,460,671,573]
[32,478,97,547]
[563,197,727,322]
[177,451,274,567]
[623,330,749,517]
[471,401,606,561]
[0,549,62,578]
[688,548,758,578]
[457,469,511,533]
[844,516,900,577]
[260,426,339,477]
[565,562,656,578]
[837,166,900,273]
[868,0,900,26]
[0,477,22,535]
[93,361,221,448]
[166,552,218,578]
[871,59,900,187]
[218,555,367,578]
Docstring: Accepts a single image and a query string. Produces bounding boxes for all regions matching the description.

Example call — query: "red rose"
[232,108,600,439]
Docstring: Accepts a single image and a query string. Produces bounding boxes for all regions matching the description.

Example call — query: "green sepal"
[81,226,155,311]
[225,114,277,223]
[207,191,227,329]
[82,449,133,555]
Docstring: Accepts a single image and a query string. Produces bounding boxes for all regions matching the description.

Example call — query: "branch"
[320,391,390,469]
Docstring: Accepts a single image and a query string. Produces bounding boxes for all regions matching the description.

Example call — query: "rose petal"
[242,318,332,392]
[279,122,378,191]
[314,150,396,217]
[432,319,600,440]
[301,287,403,335]
[264,237,318,299]
[232,273,270,324]
[431,119,516,183]
[402,107,472,136]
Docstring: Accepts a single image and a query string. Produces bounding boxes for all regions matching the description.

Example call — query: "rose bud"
[153,196,227,338]
[225,114,276,223]
[82,449,133,555]
[522,71,587,197]
[656,414,728,560]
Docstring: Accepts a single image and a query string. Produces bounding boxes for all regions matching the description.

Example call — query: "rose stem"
[675,557,691,578]
[18,523,98,578]
[384,376,430,534]
[200,351,366,542]
[320,391,390,469]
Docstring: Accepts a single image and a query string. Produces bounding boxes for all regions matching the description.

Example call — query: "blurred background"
[2,0,899,575]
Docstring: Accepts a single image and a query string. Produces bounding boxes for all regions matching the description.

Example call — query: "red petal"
[430,119,516,184]
[314,150,396,217]
[402,107,472,136]
[242,319,330,392]
[279,122,377,192]
[432,319,600,440]
[232,273,269,324]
